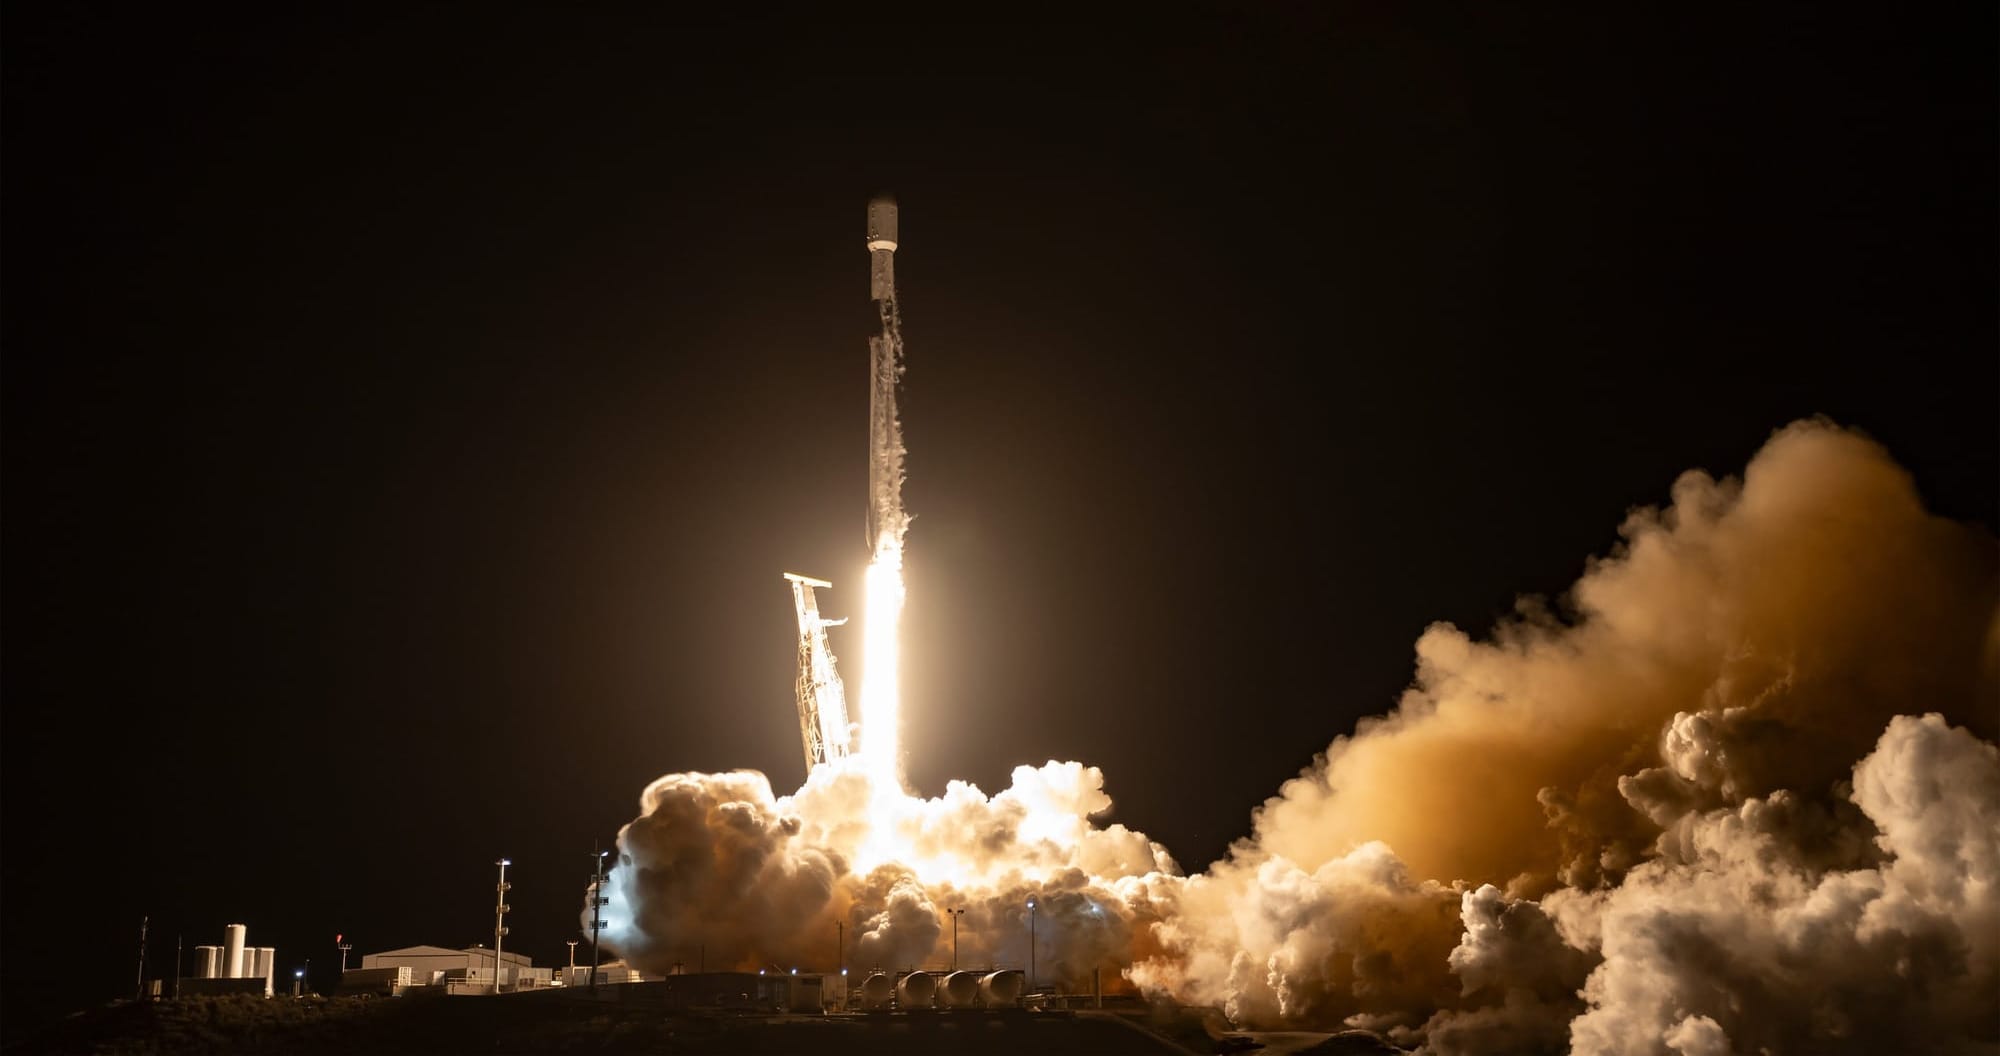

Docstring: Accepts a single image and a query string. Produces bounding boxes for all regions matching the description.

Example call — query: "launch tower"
[784,573,853,772]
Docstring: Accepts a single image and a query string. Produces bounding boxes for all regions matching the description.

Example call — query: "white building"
[560,961,643,986]
[359,944,546,989]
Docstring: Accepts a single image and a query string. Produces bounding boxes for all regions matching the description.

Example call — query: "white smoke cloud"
[1408,885,1594,1055]
[596,419,1999,1052]
[594,757,1177,980]
[1567,712,1999,1054]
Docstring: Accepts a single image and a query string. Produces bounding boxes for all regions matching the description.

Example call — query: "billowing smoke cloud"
[1560,712,1999,1054]
[595,759,1177,981]
[596,420,1999,1052]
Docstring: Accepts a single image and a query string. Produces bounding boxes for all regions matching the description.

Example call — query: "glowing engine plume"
[861,538,905,785]
[862,195,909,788]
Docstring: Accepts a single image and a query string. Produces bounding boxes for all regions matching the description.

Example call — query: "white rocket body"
[865,195,907,550]
[857,194,911,779]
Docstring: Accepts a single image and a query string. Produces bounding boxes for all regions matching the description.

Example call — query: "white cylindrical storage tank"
[859,972,895,1010]
[895,970,935,1010]
[194,946,220,979]
[979,969,1025,1007]
[223,924,248,978]
[256,948,276,989]
[939,970,981,1008]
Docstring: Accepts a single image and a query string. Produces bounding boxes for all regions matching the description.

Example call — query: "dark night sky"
[3,5,1993,1033]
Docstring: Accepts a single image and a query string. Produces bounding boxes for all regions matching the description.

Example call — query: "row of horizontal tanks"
[857,969,1026,1011]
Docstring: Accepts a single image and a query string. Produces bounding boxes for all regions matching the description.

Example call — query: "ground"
[1,993,1377,1055]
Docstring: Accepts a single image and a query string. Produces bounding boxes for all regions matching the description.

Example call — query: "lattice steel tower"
[784,572,853,772]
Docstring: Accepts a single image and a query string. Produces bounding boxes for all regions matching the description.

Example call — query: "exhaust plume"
[595,419,1998,1052]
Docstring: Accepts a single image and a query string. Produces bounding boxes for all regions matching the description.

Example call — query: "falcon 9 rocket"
[865,196,907,552]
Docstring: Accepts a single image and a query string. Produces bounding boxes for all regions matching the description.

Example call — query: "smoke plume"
[596,420,1999,1052]
[596,759,1176,980]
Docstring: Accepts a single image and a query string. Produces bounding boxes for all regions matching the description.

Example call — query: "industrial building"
[558,961,642,987]
[349,944,551,994]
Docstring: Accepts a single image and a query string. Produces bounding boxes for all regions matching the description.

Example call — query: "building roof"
[463,946,530,966]
[362,944,530,966]
[365,945,464,958]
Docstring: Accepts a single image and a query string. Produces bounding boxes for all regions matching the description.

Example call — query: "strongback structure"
[785,573,852,772]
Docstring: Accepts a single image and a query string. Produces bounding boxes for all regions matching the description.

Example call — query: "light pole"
[134,915,149,1001]
[493,858,513,993]
[947,909,965,971]
[1026,898,1037,990]
[337,934,352,973]
[567,940,578,981]
[293,968,305,998]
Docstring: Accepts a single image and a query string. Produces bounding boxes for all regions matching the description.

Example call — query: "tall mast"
[784,572,852,772]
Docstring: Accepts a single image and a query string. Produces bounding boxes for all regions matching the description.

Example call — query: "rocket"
[865,196,908,551]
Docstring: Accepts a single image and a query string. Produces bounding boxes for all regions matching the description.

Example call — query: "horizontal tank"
[895,970,935,1009]
[979,969,1025,1007]
[939,970,981,1008]
[860,972,895,1010]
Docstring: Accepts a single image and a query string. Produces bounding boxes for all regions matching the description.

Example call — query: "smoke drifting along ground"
[595,420,1998,1053]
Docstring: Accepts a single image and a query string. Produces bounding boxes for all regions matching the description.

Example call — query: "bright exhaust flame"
[860,534,905,789]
